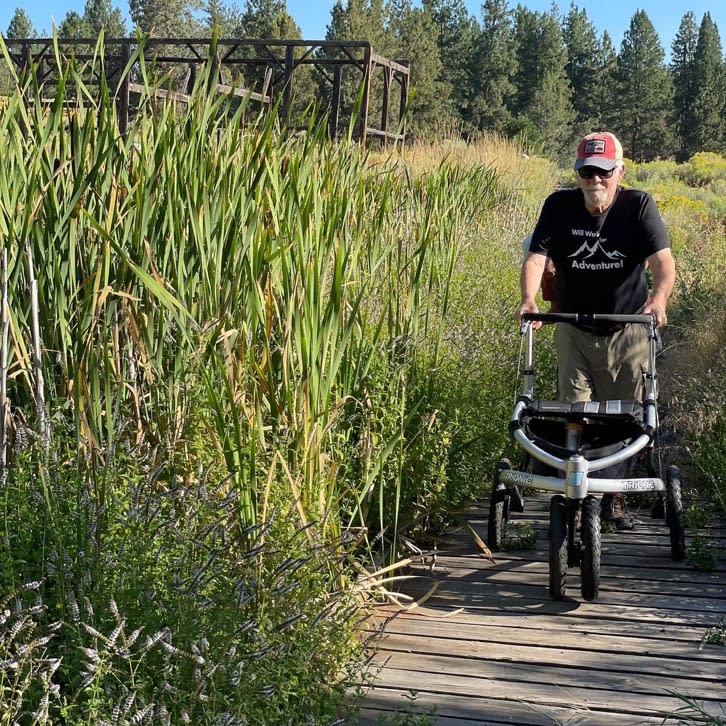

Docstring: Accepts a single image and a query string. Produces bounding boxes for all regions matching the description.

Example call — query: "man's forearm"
[520,254,546,305]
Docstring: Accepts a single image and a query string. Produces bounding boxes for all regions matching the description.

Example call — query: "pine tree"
[590,31,620,132]
[5,8,36,38]
[241,0,302,39]
[2,7,37,93]
[320,0,393,138]
[470,0,516,133]
[388,0,449,138]
[421,0,477,130]
[129,0,197,37]
[58,11,88,37]
[615,10,674,162]
[563,4,602,135]
[511,6,574,159]
[670,11,699,159]
[203,0,242,35]
[688,13,725,155]
[83,0,127,36]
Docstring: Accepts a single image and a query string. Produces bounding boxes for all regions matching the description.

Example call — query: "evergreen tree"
[529,66,576,161]
[2,7,37,93]
[670,11,699,159]
[84,0,127,36]
[470,0,516,134]
[388,0,449,138]
[322,0,396,139]
[203,0,243,36]
[421,0,477,131]
[58,11,88,37]
[5,7,36,38]
[510,7,539,118]
[590,31,620,132]
[241,0,302,39]
[129,0,197,36]
[511,6,574,159]
[688,13,725,155]
[563,4,601,135]
[615,10,674,162]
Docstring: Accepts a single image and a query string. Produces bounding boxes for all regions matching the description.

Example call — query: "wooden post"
[357,44,372,143]
[381,66,391,147]
[329,65,342,141]
[281,43,295,122]
[399,61,410,142]
[117,39,131,136]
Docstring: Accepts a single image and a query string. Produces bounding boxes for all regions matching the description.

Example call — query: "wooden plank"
[357,494,726,723]
[357,688,672,725]
[374,632,726,680]
[371,616,726,661]
[368,604,725,646]
[365,662,726,718]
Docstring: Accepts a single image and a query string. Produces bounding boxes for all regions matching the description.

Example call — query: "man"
[517,131,676,529]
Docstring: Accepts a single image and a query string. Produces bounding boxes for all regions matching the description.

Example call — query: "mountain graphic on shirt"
[568,239,626,260]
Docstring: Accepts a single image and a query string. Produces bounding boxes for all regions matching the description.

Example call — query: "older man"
[517,131,676,529]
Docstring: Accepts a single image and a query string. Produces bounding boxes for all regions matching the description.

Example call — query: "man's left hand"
[643,300,667,327]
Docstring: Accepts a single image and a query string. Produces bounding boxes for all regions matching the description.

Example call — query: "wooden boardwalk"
[355,494,726,725]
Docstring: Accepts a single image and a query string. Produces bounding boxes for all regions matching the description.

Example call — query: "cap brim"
[574,157,618,171]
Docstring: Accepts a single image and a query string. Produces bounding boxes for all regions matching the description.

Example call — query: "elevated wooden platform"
[356,494,726,725]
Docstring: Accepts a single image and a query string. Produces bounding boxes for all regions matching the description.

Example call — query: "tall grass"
[0,35,530,721]
[3,32,724,722]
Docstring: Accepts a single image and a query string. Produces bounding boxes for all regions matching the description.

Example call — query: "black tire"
[487,459,512,552]
[580,496,601,602]
[549,495,568,601]
[666,466,687,561]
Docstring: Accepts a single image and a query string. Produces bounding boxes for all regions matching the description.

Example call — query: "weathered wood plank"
[356,688,673,725]
[354,493,726,724]
[368,604,723,644]
[371,617,726,662]
[375,632,726,681]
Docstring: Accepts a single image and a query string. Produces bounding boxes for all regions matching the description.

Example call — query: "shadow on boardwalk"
[354,494,726,725]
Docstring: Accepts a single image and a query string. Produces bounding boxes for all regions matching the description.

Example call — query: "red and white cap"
[574,132,623,171]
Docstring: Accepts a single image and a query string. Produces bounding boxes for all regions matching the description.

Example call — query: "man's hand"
[517,300,542,329]
[643,298,667,327]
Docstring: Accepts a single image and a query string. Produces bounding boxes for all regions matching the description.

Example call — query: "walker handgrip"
[521,312,654,326]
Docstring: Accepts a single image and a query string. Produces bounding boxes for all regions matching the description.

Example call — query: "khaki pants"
[554,323,649,403]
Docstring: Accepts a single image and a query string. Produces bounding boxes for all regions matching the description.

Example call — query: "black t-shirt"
[528,187,670,314]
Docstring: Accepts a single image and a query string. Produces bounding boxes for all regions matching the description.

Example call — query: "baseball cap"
[574,132,623,171]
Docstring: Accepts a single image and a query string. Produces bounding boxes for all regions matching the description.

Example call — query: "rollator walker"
[487,312,686,602]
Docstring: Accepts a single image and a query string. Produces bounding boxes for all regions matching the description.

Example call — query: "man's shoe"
[602,514,635,531]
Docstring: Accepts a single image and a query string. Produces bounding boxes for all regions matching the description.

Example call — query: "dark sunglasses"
[577,166,616,180]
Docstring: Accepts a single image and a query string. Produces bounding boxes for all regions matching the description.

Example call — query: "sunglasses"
[577,166,617,180]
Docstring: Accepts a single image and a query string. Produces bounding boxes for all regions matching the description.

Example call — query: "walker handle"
[521,312,655,326]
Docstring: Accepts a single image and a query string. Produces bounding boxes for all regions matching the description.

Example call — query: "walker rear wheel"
[666,466,687,561]
[487,459,512,552]
[580,496,601,601]
[549,495,568,600]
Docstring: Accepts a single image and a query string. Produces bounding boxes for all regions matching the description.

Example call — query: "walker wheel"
[549,495,568,600]
[580,496,601,601]
[487,458,512,552]
[666,466,687,561]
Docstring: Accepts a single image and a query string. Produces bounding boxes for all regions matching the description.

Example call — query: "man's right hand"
[517,301,542,329]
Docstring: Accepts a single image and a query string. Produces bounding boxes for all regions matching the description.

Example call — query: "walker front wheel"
[549,495,568,600]
[487,459,512,552]
[580,495,601,602]
[666,466,687,561]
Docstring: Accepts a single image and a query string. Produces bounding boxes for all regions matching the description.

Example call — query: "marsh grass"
[0,34,532,721]
[1,32,724,723]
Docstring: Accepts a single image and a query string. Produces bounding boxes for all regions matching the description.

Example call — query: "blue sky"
[1,1,724,54]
